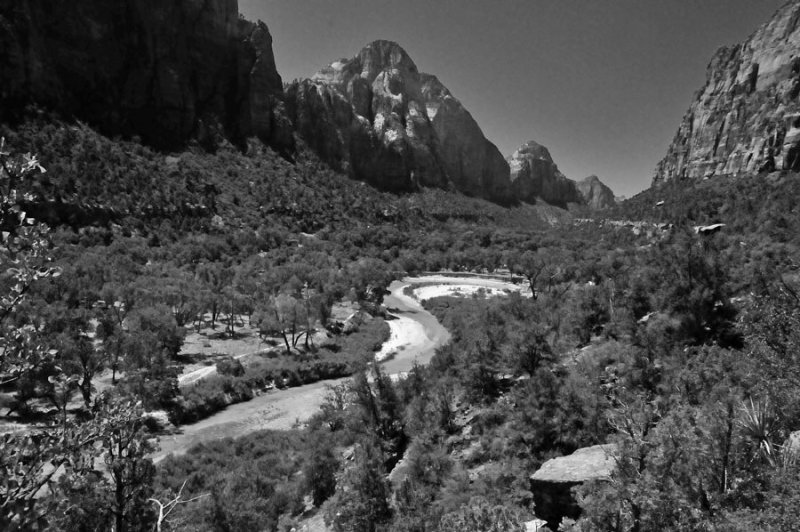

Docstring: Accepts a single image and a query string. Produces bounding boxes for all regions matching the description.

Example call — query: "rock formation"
[507,140,583,207]
[285,40,514,203]
[577,175,616,210]
[653,1,800,185]
[530,443,617,529]
[0,0,293,153]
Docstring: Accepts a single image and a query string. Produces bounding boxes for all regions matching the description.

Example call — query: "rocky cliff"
[285,40,513,203]
[507,140,584,207]
[654,1,800,185]
[0,0,293,153]
[577,175,616,210]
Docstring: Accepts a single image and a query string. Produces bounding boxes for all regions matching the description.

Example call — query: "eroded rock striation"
[507,140,583,207]
[285,40,513,202]
[654,1,800,185]
[0,0,293,152]
[577,175,616,210]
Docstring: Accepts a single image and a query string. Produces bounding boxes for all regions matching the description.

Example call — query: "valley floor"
[153,274,522,461]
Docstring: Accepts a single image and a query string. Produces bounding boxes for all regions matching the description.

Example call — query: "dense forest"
[2,111,800,532]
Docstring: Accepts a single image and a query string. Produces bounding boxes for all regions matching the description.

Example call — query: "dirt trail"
[153,275,520,462]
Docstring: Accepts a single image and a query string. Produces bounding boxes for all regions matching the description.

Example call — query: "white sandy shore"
[374,315,426,362]
[412,283,522,301]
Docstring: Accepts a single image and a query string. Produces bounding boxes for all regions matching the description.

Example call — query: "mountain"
[285,40,514,203]
[653,1,800,185]
[507,140,584,208]
[576,175,616,210]
[0,0,293,153]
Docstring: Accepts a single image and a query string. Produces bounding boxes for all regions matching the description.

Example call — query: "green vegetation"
[4,114,800,531]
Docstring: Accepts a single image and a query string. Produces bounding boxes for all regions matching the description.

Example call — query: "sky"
[239,0,786,197]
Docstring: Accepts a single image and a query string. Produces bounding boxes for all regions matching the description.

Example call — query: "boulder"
[507,141,583,207]
[530,444,617,530]
[577,175,616,210]
[286,40,514,203]
[653,2,800,185]
[0,0,293,153]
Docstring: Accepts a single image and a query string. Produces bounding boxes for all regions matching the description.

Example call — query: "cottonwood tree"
[255,293,308,355]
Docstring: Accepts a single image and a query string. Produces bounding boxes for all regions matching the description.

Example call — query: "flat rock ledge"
[530,443,618,530]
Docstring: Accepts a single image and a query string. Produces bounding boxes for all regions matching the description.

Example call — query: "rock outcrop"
[0,0,293,152]
[507,141,583,207]
[530,443,617,530]
[653,2,800,185]
[286,40,513,203]
[577,175,616,210]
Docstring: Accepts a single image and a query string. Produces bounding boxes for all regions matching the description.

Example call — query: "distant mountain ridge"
[0,1,616,209]
[654,0,800,185]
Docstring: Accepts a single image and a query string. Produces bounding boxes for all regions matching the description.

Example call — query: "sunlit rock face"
[507,140,583,207]
[577,175,616,210]
[286,40,514,202]
[654,2,800,185]
[0,0,293,153]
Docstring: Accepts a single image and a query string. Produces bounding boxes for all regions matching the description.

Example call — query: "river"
[153,275,521,462]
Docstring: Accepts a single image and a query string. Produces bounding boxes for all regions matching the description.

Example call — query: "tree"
[302,432,339,506]
[255,293,308,355]
[509,249,548,300]
[346,258,392,305]
[197,261,229,329]
[221,285,247,339]
[323,441,391,532]
[508,247,571,300]
[52,399,157,532]
[58,329,106,409]
[506,322,553,376]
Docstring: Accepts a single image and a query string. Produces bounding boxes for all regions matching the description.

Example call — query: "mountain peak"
[507,140,580,207]
[289,40,513,203]
[577,175,616,210]
[313,40,419,86]
[512,141,555,163]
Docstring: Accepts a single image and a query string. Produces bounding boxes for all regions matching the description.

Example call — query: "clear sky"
[239,0,786,197]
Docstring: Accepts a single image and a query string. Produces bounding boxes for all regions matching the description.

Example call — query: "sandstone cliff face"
[285,40,513,202]
[654,2,800,185]
[507,141,583,207]
[0,0,293,152]
[577,175,616,210]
